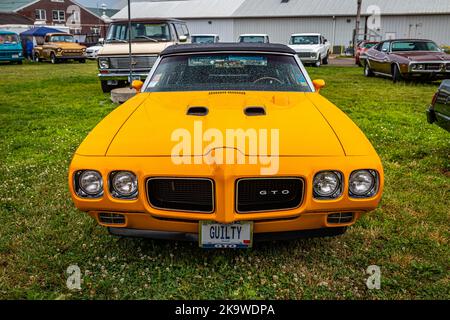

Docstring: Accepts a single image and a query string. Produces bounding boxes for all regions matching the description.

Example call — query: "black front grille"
[236,178,304,213]
[147,178,214,213]
[297,52,311,58]
[425,63,442,71]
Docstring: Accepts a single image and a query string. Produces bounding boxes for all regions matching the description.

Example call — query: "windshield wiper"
[135,36,159,42]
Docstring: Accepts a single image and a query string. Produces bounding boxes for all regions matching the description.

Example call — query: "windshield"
[391,41,440,52]
[106,22,171,42]
[0,34,19,44]
[145,53,311,93]
[239,36,265,43]
[363,42,377,49]
[49,35,74,42]
[291,36,319,45]
[192,36,215,44]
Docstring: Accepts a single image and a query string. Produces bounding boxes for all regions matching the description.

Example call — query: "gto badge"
[259,190,290,195]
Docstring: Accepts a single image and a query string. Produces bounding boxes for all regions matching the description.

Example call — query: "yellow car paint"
[69,88,384,235]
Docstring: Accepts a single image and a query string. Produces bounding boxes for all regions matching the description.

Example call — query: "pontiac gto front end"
[69,43,384,248]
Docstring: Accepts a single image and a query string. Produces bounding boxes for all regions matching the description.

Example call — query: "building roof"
[234,0,450,17]
[161,42,296,55]
[86,7,120,18]
[0,0,36,13]
[112,0,450,20]
[113,0,246,19]
[0,12,33,24]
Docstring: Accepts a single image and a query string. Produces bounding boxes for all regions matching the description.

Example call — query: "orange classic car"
[69,43,384,248]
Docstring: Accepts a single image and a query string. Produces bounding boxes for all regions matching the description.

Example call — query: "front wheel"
[322,54,329,65]
[50,53,58,64]
[314,57,321,67]
[364,63,374,77]
[392,65,402,83]
[78,59,86,64]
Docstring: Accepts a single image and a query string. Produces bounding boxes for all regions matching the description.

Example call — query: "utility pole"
[353,0,362,56]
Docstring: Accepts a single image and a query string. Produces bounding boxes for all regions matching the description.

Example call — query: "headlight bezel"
[349,169,379,198]
[74,170,104,198]
[109,171,138,200]
[313,170,344,200]
[99,58,109,69]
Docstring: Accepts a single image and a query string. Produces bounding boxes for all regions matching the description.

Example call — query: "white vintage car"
[288,33,331,67]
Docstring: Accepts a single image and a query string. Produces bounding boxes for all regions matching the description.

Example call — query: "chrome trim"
[348,169,380,199]
[313,170,344,200]
[408,60,450,73]
[235,177,305,214]
[146,177,215,213]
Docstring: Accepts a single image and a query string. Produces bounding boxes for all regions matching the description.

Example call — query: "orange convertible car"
[69,43,384,248]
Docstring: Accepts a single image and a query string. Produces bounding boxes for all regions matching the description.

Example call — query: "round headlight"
[99,59,109,69]
[313,171,341,198]
[79,170,103,195]
[349,170,375,196]
[111,171,137,197]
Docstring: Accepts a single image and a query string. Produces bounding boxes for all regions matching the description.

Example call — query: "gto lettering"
[171,121,280,175]
[259,189,290,195]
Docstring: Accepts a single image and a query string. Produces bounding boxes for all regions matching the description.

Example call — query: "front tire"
[322,54,329,65]
[50,52,58,64]
[364,62,374,77]
[392,65,402,83]
[78,59,86,64]
[314,57,321,67]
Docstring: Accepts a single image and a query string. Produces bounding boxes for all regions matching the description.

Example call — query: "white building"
[112,0,450,47]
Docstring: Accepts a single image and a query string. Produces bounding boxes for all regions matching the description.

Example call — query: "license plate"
[199,221,253,248]
[107,80,118,85]
[12,54,19,58]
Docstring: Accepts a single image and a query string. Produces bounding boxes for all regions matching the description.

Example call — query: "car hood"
[52,42,85,50]
[76,91,376,158]
[392,51,450,61]
[98,42,174,56]
[289,44,321,52]
[104,91,344,157]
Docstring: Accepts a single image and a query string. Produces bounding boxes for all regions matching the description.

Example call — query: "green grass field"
[0,61,448,300]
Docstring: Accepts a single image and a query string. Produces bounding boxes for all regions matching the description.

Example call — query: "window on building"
[35,9,46,20]
[91,27,100,35]
[52,10,65,22]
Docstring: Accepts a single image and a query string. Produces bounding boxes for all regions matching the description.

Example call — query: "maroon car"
[364,39,450,83]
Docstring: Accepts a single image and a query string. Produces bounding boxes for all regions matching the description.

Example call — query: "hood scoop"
[187,106,209,116]
[244,106,266,116]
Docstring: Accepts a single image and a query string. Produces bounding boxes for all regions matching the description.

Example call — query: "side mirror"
[324,39,328,43]
[132,80,144,93]
[179,35,187,43]
[313,79,326,92]
[98,38,104,44]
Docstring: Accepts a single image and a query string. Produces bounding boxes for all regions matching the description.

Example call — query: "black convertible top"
[161,43,296,56]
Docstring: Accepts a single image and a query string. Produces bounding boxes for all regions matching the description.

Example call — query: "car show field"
[0,61,448,300]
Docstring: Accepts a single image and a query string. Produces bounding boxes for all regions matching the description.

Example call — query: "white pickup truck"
[288,33,331,67]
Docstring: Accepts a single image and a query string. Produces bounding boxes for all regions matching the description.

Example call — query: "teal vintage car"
[0,30,24,64]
